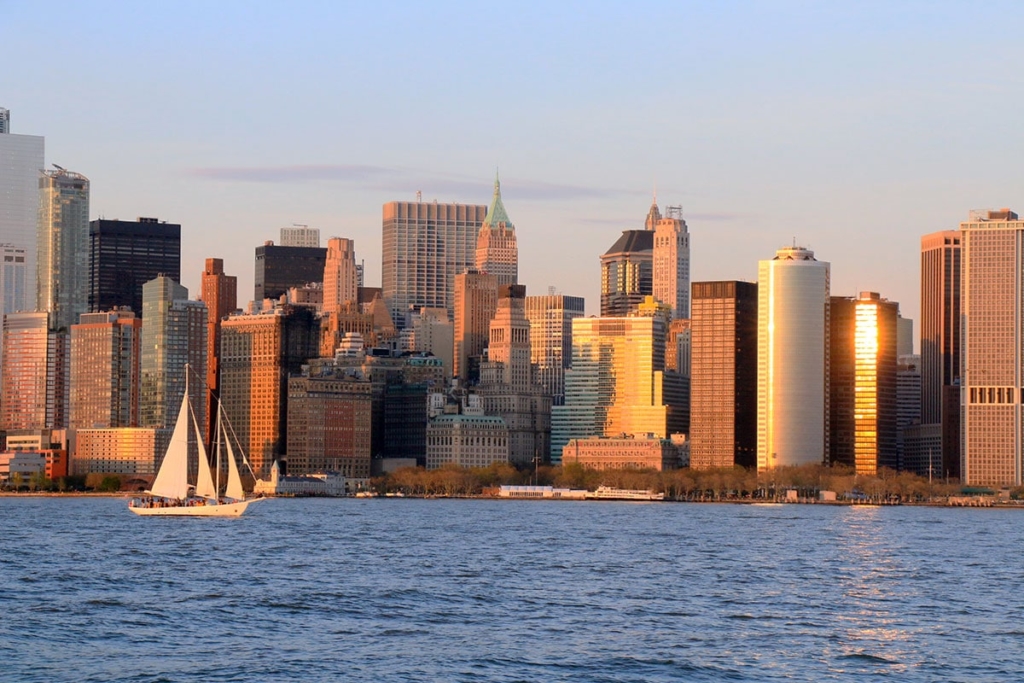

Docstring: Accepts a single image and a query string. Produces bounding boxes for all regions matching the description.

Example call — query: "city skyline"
[6,3,1024,330]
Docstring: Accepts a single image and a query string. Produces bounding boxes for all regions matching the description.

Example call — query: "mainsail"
[192,405,216,500]
[148,391,191,500]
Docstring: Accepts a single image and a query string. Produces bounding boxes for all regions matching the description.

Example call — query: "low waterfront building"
[253,460,347,496]
[0,452,47,483]
[426,406,509,470]
[561,434,682,471]
[72,428,170,476]
[498,485,587,499]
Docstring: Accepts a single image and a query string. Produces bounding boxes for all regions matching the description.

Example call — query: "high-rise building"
[0,109,44,310]
[37,167,90,330]
[88,218,181,316]
[69,309,142,430]
[139,276,207,435]
[960,209,1024,486]
[652,205,691,319]
[475,176,518,286]
[382,200,487,326]
[453,269,497,382]
[829,292,898,475]
[280,225,320,248]
[690,281,758,470]
[253,242,327,303]
[551,314,682,461]
[1,312,68,431]
[524,293,585,406]
[0,244,28,317]
[405,307,454,374]
[477,285,551,465]
[897,354,923,473]
[323,237,358,312]
[757,246,830,470]
[920,230,962,480]
[286,369,373,477]
[200,258,237,446]
[600,228,652,317]
[220,304,319,477]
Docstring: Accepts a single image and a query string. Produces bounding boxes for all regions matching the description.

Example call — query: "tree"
[98,475,121,493]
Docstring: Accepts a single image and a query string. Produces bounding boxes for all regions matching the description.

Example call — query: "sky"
[5,1,1024,340]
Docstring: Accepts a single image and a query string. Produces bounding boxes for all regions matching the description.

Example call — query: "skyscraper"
[88,218,181,316]
[477,285,551,465]
[690,281,758,470]
[200,258,237,447]
[600,228,652,317]
[920,230,962,480]
[279,225,320,248]
[254,242,327,303]
[652,205,691,319]
[551,314,680,461]
[475,176,518,286]
[829,292,898,475]
[220,304,319,477]
[960,209,1024,486]
[0,108,44,312]
[382,200,487,326]
[139,276,207,433]
[453,269,497,382]
[1,312,68,431]
[323,237,358,312]
[757,246,830,470]
[37,167,90,330]
[524,293,585,406]
[69,309,142,430]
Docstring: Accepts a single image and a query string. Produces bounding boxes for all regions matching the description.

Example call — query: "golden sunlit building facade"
[829,293,898,475]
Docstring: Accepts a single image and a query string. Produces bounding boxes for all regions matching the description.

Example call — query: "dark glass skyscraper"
[88,218,180,317]
[254,243,327,303]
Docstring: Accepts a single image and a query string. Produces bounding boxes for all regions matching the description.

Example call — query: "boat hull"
[128,498,263,517]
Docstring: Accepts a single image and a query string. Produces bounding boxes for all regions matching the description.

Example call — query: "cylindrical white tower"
[757,246,830,470]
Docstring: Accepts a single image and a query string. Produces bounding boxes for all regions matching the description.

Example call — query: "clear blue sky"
[6,1,1023,336]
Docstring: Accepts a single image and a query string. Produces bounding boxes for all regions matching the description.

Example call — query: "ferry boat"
[585,486,664,501]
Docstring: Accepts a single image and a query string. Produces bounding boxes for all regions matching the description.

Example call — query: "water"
[2,497,1022,682]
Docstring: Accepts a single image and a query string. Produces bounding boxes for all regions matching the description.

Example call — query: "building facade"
[0,244,28,319]
[1,312,68,431]
[254,242,327,303]
[960,209,1024,486]
[652,205,691,319]
[601,228,653,317]
[689,281,758,470]
[69,310,142,430]
[561,435,681,471]
[829,292,898,475]
[920,230,962,480]
[88,218,181,316]
[453,269,497,382]
[524,294,585,406]
[279,225,320,248]
[200,258,237,446]
[382,201,487,326]
[426,412,509,469]
[757,246,830,470]
[72,428,169,476]
[37,167,90,330]
[0,111,44,312]
[220,304,319,477]
[139,277,207,433]
[323,237,358,313]
[475,176,518,286]
[286,370,373,477]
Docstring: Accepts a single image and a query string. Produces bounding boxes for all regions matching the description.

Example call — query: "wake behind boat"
[129,366,263,517]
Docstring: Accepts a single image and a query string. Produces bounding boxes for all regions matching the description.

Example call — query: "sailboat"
[129,367,263,517]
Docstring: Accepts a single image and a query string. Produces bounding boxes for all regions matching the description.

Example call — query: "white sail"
[224,430,245,501]
[192,407,217,500]
[149,392,191,500]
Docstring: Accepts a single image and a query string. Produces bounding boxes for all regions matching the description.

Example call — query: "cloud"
[187,163,640,202]
[187,164,392,182]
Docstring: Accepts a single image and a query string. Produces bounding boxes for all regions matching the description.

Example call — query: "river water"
[1,497,1021,682]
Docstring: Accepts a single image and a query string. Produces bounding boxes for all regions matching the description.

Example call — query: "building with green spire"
[476,174,518,286]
